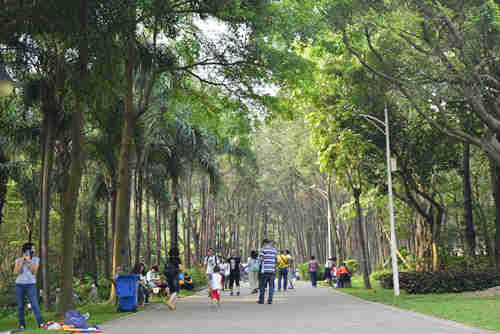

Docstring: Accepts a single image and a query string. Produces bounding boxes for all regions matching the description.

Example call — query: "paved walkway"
[101,282,497,334]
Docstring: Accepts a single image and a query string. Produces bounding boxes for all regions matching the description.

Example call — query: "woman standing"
[308,256,319,288]
[14,242,44,329]
[247,251,260,294]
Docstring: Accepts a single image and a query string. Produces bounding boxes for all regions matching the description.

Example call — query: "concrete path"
[101,282,497,334]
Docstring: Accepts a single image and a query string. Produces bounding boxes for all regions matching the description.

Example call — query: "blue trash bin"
[116,274,139,312]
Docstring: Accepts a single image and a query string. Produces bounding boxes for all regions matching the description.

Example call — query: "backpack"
[65,309,87,329]
[251,259,260,272]
[205,255,219,268]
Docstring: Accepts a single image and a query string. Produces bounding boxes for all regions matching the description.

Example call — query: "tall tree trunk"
[155,203,161,265]
[463,143,476,256]
[489,158,500,267]
[186,168,192,267]
[134,169,143,264]
[39,121,54,311]
[0,147,8,233]
[110,28,136,302]
[39,73,60,311]
[146,185,151,267]
[170,176,179,250]
[88,211,98,278]
[104,200,110,279]
[200,175,207,260]
[59,0,87,315]
[353,189,371,289]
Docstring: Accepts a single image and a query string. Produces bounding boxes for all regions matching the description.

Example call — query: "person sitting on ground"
[181,272,194,291]
[14,242,44,330]
[146,265,168,295]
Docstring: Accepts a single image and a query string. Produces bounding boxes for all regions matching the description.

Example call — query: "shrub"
[370,268,394,281]
[185,265,207,288]
[380,269,500,294]
[344,259,360,274]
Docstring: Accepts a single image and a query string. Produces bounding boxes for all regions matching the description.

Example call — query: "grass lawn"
[0,287,205,334]
[0,302,136,334]
[329,276,500,332]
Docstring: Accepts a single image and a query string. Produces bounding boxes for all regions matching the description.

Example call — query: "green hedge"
[379,269,500,294]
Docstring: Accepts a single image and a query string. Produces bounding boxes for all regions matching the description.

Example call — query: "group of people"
[322,257,351,288]
[12,240,351,329]
[131,262,194,307]
[203,239,296,306]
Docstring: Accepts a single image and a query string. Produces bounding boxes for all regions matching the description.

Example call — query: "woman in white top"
[13,242,44,329]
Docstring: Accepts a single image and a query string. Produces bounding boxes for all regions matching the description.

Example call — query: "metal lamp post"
[0,56,14,97]
[357,105,400,296]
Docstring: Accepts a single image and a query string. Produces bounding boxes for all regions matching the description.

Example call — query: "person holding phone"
[13,242,44,329]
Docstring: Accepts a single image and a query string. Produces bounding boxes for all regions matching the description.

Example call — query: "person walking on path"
[247,251,260,294]
[14,242,44,330]
[257,239,278,305]
[209,265,223,308]
[164,247,182,310]
[324,257,335,287]
[227,248,242,296]
[203,248,220,295]
[337,262,350,288]
[308,256,319,288]
[277,250,290,292]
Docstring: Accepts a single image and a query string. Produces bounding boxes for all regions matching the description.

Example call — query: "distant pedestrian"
[337,262,350,288]
[277,250,290,292]
[14,242,44,330]
[226,248,242,296]
[324,257,334,286]
[203,248,220,295]
[308,256,319,287]
[247,250,260,294]
[331,262,338,288]
[257,239,278,305]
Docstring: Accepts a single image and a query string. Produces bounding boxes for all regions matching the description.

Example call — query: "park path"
[101,281,496,334]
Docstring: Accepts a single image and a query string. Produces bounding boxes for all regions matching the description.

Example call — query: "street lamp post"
[357,105,400,296]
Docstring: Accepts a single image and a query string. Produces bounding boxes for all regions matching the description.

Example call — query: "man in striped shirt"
[257,239,278,304]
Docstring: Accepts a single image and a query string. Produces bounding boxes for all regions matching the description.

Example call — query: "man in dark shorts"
[164,247,182,310]
[226,248,241,296]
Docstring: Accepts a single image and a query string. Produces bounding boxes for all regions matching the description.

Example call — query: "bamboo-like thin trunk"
[146,185,151,267]
[354,189,371,289]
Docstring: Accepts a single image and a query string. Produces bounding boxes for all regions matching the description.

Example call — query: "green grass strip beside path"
[0,287,204,334]
[327,276,500,332]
